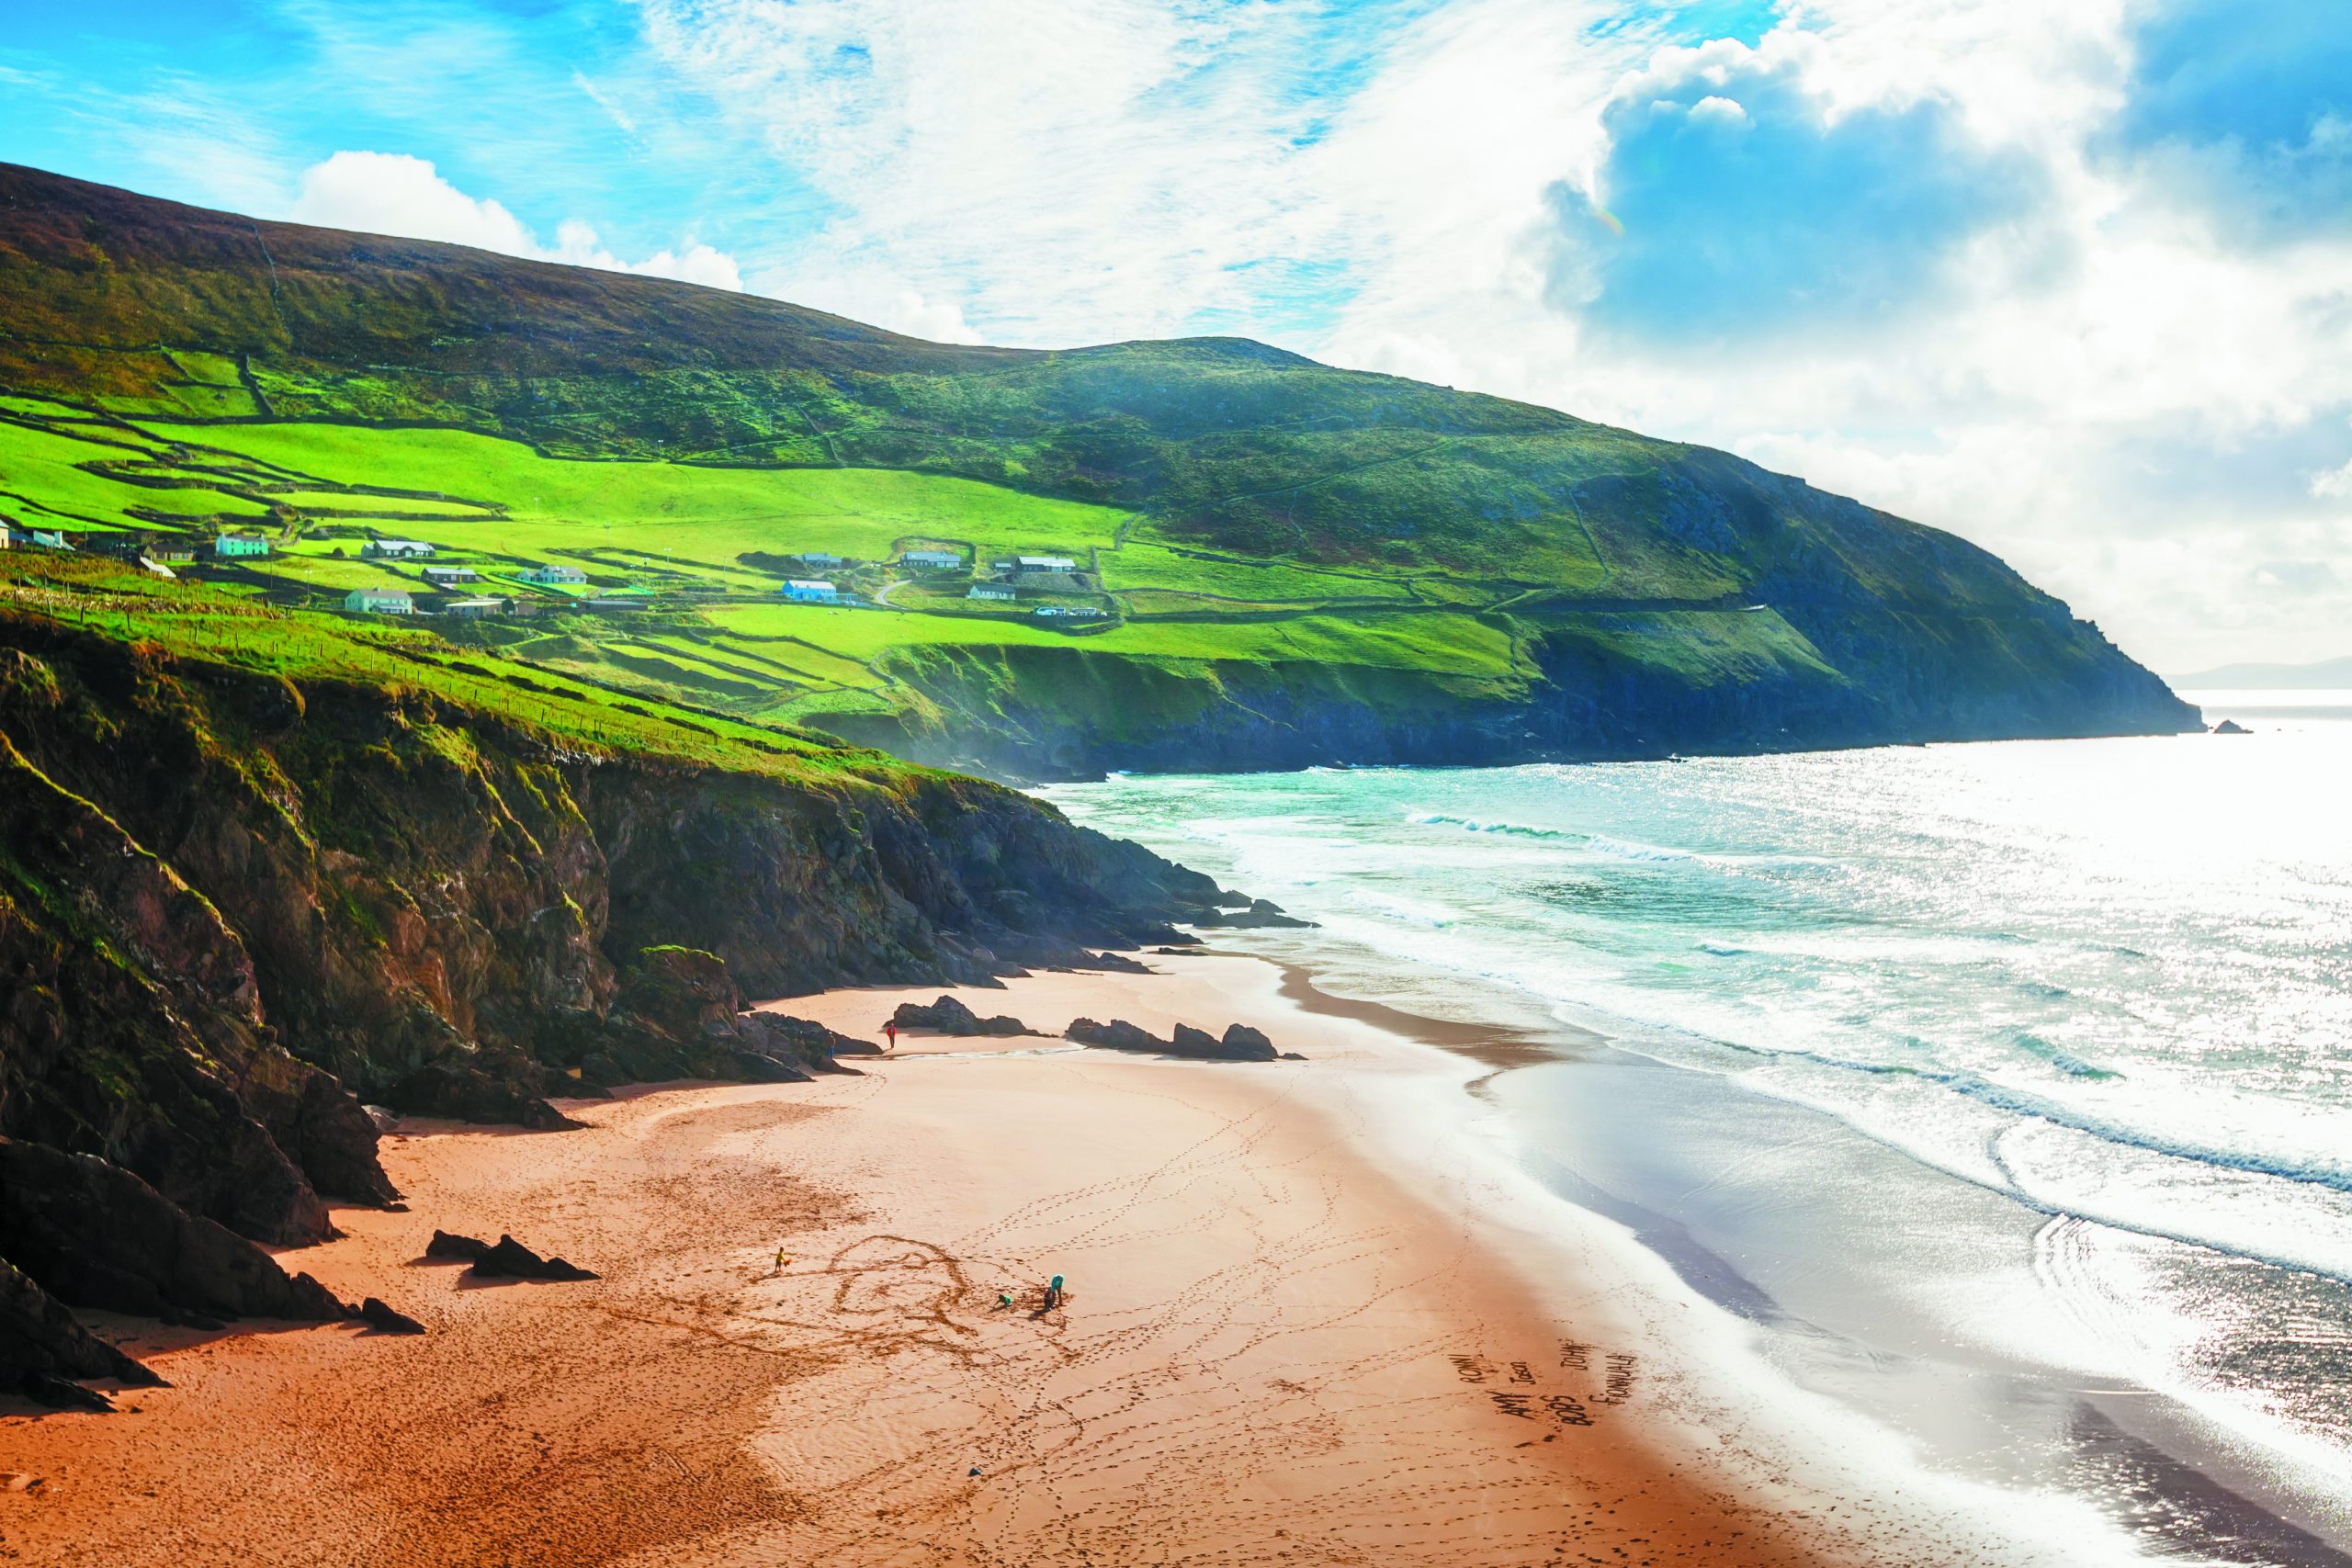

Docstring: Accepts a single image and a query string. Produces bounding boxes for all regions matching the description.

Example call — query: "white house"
[1014,555,1078,574]
[214,531,269,558]
[967,582,1016,602]
[901,548,961,570]
[517,564,587,584]
[784,579,840,604]
[422,565,480,585]
[345,587,414,615]
[362,538,435,559]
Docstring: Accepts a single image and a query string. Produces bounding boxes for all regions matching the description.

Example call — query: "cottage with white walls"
[345,587,414,614]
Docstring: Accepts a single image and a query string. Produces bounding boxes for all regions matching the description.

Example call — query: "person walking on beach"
[883,1020,899,1051]
[774,1247,790,1274]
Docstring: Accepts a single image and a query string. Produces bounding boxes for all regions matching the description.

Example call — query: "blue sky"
[5,0,2350,668]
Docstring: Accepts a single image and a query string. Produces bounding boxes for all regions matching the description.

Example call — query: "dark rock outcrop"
[890,996,1036,1037]
[468,1235,597,1283]
[741,1012,883,1060]
[2213,719,2250,735]
[1065,1019,1280,1062]
[356,1297,425,1335]
[424,1229,489,1263]
[1220,1024,1276,1057]
[1,1256,163,1394]
[20,1371,118,1411]
[0,1139,349,1324]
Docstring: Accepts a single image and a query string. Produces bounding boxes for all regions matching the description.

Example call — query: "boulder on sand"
[424,1229,489,1263]
[1066,1018,1166,1053]
[1065,1019,1280,1062]
[890,996,1036,1038]
[1220,1024,1276,1058]
[468,1235,597,1283]
[356,1297,425,1335]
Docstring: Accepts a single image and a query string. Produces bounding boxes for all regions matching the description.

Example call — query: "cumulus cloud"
[634,0,1387,344]
[289,150,741,290]
[1542,36,2053,343]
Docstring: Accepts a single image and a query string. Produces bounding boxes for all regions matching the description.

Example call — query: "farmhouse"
[363,538,435,559]
[517,564,588,584]
[214,531,270,558]
[345,587,414,615]
[794,551,846,569]
[901,548,961,570]
[422,565,480,585]
[440,597,507,618]
[1032,605,1108,619]
[967,582,1016,602]
[784,579,840,604]
[1014,555,1078,574]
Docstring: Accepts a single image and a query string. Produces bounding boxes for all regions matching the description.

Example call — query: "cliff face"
[0,613,1225,1393]
[842,610,2196,781]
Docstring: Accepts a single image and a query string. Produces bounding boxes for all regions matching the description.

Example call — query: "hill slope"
[0,163,2198,775]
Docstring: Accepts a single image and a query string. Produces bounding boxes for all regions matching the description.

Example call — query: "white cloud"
[288,151,741,290]
[2312,454,2352,501]
[636,0,1379,344]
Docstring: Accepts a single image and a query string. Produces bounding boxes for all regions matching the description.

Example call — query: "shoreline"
[1214,933,2352,1563]
[1,952,1883,1566]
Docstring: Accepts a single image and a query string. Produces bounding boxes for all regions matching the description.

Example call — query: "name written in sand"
[1444,1344,1642,1430]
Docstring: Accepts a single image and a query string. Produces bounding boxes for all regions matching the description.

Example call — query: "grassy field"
[0,551,885,779]
[0,403,1588,730]
[192,423,1128,564]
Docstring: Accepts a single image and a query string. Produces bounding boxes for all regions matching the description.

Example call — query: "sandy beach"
[0,953,1951,1566]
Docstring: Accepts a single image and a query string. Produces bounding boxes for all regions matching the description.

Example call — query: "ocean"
[1042,690,2352,1562]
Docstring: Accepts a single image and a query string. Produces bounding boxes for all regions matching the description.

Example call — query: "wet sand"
[0,953,1966,1566]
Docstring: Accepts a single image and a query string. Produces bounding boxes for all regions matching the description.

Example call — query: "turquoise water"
[1043,692,2352,1539]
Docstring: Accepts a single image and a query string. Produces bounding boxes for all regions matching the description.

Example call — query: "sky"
[4,0,2348,672]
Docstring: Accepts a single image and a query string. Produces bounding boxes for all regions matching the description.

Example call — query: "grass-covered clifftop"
[0,162,2198,774]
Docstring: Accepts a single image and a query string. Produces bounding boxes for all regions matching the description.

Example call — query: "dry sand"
[0,953,1901,1566]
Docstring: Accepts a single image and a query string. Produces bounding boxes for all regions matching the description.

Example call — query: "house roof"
[1016,555,1077,568]
[786,579,837,592]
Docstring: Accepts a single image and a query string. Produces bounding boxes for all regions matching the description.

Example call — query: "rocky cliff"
[0,610,1228,1399]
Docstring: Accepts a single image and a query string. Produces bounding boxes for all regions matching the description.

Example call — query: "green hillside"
[0,163,2197,775]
